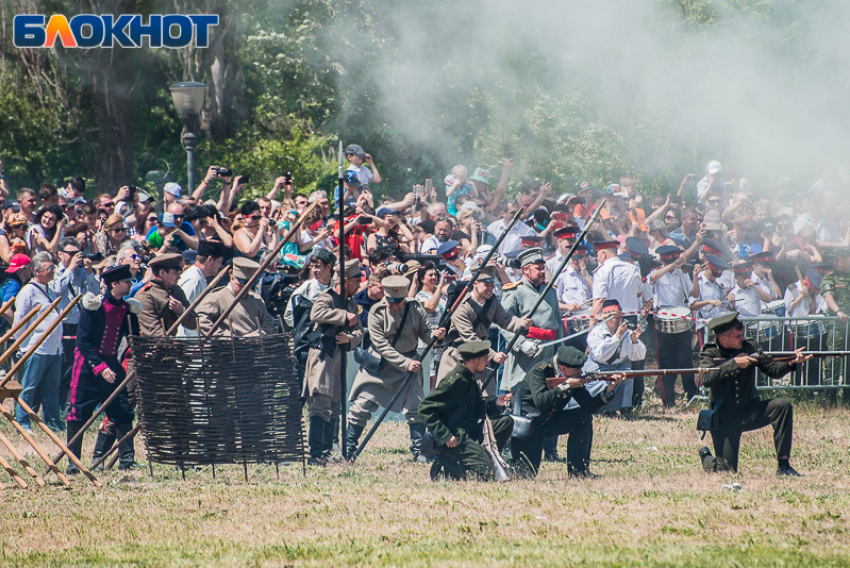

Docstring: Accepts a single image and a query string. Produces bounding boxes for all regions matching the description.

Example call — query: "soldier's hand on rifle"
[561,377,589,390]
[335,332,350,344]
[446,435,459,448]
[433,327,446,340]
[101,367,117,384]
[168,297,185,315]
[605,373,625,393]
[408,360,422,372]
[520,317,532,329]
[493,352,507,365]
[734,354,756,369]
[346,312,358,326]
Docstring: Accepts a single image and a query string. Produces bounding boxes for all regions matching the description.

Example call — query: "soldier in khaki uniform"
[302,259,365,465]
[345,276,446,462]
[821,248,850,401]
[196,257,274,337]
[135,253,195,336]
[419,340,514,481]
[436,265,531,397]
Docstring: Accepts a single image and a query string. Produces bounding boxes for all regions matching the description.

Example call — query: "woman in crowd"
[412,261,448,389]
[366,208,412,254]
[95,213,130,256]
[233,201,277,260]
[28,204,66,254]
[2,213,32,261]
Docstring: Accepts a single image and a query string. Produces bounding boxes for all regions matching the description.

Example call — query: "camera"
[386,263,409,274]
[497,256,519,270]
[82,252,104,262]
[214,166,233,177]
[283,171,293,184]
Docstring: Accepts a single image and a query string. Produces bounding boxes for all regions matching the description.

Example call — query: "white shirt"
[783,284,827,318]
[50,264,99,325]
[730,285,763,318]
[177,265,207,338]
[592,257,642,313]
[751,274,777,301]
[347,164,374,188]
[419,235,445,254]
[556,266,591,306]
[695,273,730,329]
[15,282,62,355]
[585,323,647,368]
[283,278,330,328]
[486,218,535,255]
[650,268,693,308]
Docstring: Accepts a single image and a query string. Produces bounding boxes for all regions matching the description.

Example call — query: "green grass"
[1,397,850,567]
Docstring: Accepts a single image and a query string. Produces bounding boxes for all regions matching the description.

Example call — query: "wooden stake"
[0,451,27,489]
[0,407,70,487]
[0,427,44,486]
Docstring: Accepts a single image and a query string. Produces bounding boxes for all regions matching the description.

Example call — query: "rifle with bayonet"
[711,351,849,365]
[545,368,720,390]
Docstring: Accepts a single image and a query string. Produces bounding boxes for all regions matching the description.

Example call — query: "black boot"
[543,436,565,463]
[323,419,342,463]
[409,423,429,463]
[307,416,326,466]
[116,423,143,471]
[90,429,116,471]
[345,424,365,461]
[65,421,84,475]
[329,416,341,456]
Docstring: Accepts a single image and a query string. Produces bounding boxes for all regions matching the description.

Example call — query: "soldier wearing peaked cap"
[195,257,274,337]
[698,312,807,476]
[345,275,446,462]
[418,340,514,481]
[301,259,365,464]
[65,264,141,474]
[135,253,195,337]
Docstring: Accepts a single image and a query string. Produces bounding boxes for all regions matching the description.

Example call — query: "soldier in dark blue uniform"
[65,264,140,474]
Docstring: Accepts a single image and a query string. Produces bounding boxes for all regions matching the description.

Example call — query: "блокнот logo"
[13,14,219,48]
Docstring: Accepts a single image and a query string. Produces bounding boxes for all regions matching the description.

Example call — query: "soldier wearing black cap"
[135,253,195,337]
[418,340,514,481]
[509,346,624,476]
[698,312,808,476]
[65,264,141,473]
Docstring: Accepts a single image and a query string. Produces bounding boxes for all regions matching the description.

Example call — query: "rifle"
[347,207,526,463]
[711,351,850,365]
[545,367,720,390]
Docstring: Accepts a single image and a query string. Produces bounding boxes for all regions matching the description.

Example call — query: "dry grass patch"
[0,396,849,566]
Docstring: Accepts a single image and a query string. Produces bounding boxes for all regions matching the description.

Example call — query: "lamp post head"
[169,81,206,130]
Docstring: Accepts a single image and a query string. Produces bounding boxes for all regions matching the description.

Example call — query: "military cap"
[572,245,589,257]
[826,247,850,259]
[310,248,337,267]
[182,249,197,266]
[602,299,622,313]
[148,253,183,270]
[708,311,740,334]
[732,262,752,275]
[232,257,260,281]
[197,240,225,259]
[344,259,362,279]
[554,226,580,240]
[458,340,491,360]
[520,235,545,247]
[101,264,133,284]
[625,237,648,257]
[750,251,774,265]
[701,240,724,255]
[518,247,545,268]
[656,245,682,259]
[382,275,409,303]
[805,269,823,291]
[704,253,729,271]
[556,346,587,369]
[594,240,619,253]
[436,240,460,259]
[811,263,831,274]
[477,265,498,282]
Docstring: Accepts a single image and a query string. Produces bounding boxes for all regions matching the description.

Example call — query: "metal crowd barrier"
[738,314,850,390]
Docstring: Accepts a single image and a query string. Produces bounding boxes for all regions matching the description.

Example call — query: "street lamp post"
[169,81,206,192]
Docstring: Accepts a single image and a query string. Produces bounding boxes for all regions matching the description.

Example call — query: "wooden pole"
[0,428,45,486]
[0,305,42,358]
[336,140,348,457]
[0,407,70,487]
[0,296,80,389]
[0,297,16,321]
[49,264,231,468]
[0,450,27,488]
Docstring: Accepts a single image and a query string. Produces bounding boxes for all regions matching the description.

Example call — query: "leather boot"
[323,419,342,463]
[65,421,84,475]
[329,416,341,456]
[90,429,116,471]
[345,424,365,461]
[409,423,429,464]
[543,436,565,463]
[307,416,326,465]
[116,423,143,470]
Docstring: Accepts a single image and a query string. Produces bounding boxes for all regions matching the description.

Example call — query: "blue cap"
[625,236,648,257]
[805,270,823,291]
[436,240,460,258]
[656,245,682,258]
[376,206,397,217]
[704,254,729,271]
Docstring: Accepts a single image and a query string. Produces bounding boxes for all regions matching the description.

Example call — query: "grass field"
[2,395,850,567]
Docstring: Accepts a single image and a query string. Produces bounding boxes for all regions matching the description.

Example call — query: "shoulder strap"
[390,301,411,347]
[469,297,493,331]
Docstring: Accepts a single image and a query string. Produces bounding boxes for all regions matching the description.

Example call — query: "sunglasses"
[101,202,115,208]
[61,249,81,255]
[249,215,262,220]
[147,217,158,222]
[111,227,126,233]
[173,214,185,220]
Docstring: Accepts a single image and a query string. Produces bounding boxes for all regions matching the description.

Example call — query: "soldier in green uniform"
[698,312,808,476]
[509,346,624,476]
[418,340,513,481]
[821,247,850,401]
